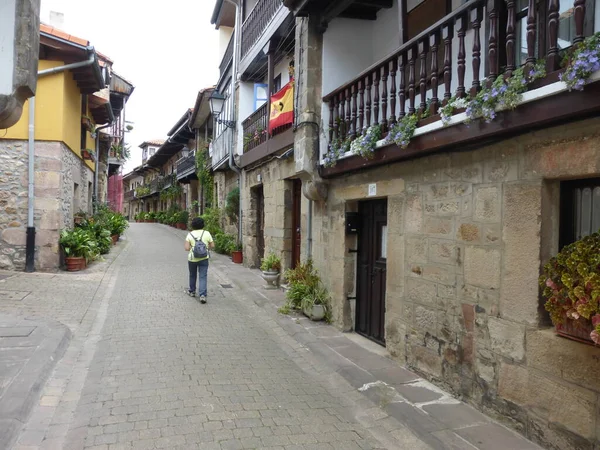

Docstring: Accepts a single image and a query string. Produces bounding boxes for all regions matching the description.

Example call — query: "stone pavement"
[1,223,543,449]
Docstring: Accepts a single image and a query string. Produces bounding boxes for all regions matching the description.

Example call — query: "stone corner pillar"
[0,0,41,129]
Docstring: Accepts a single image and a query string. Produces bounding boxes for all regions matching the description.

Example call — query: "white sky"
[40,0,220,173]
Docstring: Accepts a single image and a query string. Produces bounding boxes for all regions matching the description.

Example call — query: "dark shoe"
[199,295,207,304]
[185,289,195,297]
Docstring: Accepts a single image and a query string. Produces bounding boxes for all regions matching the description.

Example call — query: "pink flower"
[590,330,600,345]
[592,314,600,327]
[545,278,558,290]
[567,309,580,320]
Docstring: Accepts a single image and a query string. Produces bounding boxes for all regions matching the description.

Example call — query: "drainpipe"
[25,50,97,272]
[94,123,112,211]
[225,0,243,245]
[307,199,313,259]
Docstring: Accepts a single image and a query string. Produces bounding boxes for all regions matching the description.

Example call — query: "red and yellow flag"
[269,80,294,133]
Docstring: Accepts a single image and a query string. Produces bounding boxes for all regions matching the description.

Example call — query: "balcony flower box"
[81,149,95,161]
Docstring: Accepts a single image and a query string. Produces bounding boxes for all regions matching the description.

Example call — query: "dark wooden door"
[291,179,302,269]
[356,199,388,345]
[256,186,265,263]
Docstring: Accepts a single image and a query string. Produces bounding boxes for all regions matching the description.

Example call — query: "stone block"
[385,315,407,360]
[474,185,501,223]
[527,329,600,393]
[426,183,450,200]
[487,318,525,362]
[1,228,25,246]
[483,224,501,244]
[406,278,437,307]
[424,217,454,237]
[464,246,500,289]
[34,142,62,159]
[36,158,62,172]
[484,160,518,183]
[405,193,423,233]
[457,222,480,242]
[500,182,542,325]
[39,210,60,231]
[36,230,59,247]
[420,264,456,285]
[498,363,597,439]
[34,171,60,190]
[410,345,443,377]
[415,305,437,332]
[406,236,427,263]
[428,239,458,265]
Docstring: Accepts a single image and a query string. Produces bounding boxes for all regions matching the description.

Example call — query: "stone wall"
[214,170,240,237]
[0,140,93,271]
[312,116,600,449]
[242,158,296,269]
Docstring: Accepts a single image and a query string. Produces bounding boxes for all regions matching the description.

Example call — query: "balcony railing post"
[470,5,483,97]
[418,39,429,112]
[573,0,586,44]
[358,80,365,134]
[487,0,500,84]
[389,59,397,126]
[373,69,380,126]
[546,0,560,71]
[526,0,537,66]
[430,32,440,115]
[381,65,389,132]
[408,47,417,114]
[455,14,467,98]
[365,74,372,130]
[398,54,406,118]
[506,0,517,76]
[350,85,358,139]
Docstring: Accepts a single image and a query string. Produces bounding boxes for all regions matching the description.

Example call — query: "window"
[560,178,600,248]
[273,75,282,94]
[254,83,268,111]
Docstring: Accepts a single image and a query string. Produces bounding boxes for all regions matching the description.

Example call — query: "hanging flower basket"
[81,149,95,161]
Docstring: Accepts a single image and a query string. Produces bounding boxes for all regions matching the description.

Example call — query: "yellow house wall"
[3,59,96,172]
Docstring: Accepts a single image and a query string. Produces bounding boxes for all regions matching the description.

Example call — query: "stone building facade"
[0,140,93,271]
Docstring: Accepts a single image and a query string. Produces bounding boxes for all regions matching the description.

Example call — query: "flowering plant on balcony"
[386,114,419,149]
[560,32,600,91]
[323,136,350,168]
[243,128,268,147]
[540,231,600,344]
[350,124,382,159]
[439,97,469,126]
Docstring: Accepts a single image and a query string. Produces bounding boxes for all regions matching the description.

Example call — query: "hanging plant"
[386,114,419,149]
[560,32,600,91]
[323,136,350,168]
[439,97,469,126]
[350,124,382,159]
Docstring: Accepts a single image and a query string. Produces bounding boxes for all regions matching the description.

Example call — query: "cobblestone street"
[3,224,542,450]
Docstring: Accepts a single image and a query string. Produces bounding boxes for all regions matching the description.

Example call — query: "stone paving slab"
[0,314,71,450]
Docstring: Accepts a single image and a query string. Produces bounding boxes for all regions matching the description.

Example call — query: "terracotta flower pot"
[556,319,595,345]
[111,235,118,245]
[231,251,243,264]
[65,256,85,272]
[176,223,187,230]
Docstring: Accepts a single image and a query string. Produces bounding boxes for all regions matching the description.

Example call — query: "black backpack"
[191,231,208,259]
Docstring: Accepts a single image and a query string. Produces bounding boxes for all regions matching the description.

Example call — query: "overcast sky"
[40,0,220,173]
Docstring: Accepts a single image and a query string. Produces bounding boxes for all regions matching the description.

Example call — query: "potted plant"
[74,210,87,226]
[176,211,189,230]
[260,253,282,288]
[302,283,330,321]
[540,231,600,345]
[231,242,243,264]
[81,115,94,131]
[81,149,95,161]
[59,228,97,271]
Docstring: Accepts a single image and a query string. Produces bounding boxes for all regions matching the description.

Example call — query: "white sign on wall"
[368,183,377,197]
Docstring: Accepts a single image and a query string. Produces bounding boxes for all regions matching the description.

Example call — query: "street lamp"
[209,90,235,129]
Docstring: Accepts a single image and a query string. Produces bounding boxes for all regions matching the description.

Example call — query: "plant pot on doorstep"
[65,256,86,272]
[261,271,280,288]
[111,235,118,245]
[555,319,595,345]
[302,302,325,321]
[176,223,186,230]
[231,251,243,264]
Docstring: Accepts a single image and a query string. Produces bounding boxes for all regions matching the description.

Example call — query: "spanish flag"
[268,80,294,133]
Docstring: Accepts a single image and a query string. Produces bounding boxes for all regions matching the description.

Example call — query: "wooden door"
[291,180,302,269]
[256,186,265,263]
[356,199,388,345]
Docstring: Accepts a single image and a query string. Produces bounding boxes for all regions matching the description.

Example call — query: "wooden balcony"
[240,101,294,168]
[124,189,135,202]
[220,33,234,77]
[176,153,197,183]
[241,0,282,59]
[321,0,600,176]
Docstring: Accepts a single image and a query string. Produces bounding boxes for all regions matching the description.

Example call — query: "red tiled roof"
[40,23,89,47]
[139,139,166,148]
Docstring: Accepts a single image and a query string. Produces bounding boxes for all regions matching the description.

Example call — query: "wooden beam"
[354,0,393,8]
[339,8,378,19]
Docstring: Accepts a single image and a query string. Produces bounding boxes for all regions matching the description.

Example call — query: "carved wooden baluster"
[418,40,428,112]
[487,0,499,84]
[365,74,372,130]
[442,23,453,102]
[389,59,397,126]
[573,0,586,44]
[408,47,416,114]
[345,88,352,139]
[526,0,537,66]
[351,85,358,139]
[358,80,365,134]
[381,65,389,132]
[328,98,335,142]
[506,0,516,76]
[339,92,346,139]
[470,6,482,96]
[456,15,467,98]
[399,54,406,118]
[333,95,339,140]
[546,0,560,71]
[430,32,440,115]
[373,70,380,126]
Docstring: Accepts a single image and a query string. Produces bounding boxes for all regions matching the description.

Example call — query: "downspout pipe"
[225,0,243,245]
[26,49,98,272]
[94,123,112,211]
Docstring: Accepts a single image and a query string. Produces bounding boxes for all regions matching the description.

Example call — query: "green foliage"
[213,233,236,255]
[201,208,223,236]
[260,253,281,272]
[135,186,151,197]
[178,210,189,225]
[59,228,98,259]
[225,187,240,223]
[540,231,600,344]
[195,142,213,209]
[281,260,332,322]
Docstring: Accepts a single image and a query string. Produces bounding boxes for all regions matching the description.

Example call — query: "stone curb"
[0,315,71,450]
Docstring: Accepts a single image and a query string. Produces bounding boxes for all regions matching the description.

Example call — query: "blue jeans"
[188,259,209,296]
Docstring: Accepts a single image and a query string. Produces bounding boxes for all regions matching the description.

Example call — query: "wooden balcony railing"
[124,189,135,202]
[220,33,234,77]
[177,153,197,179]
[241,0,281,59]
[242,103,269,152]
[323,0,591,146]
